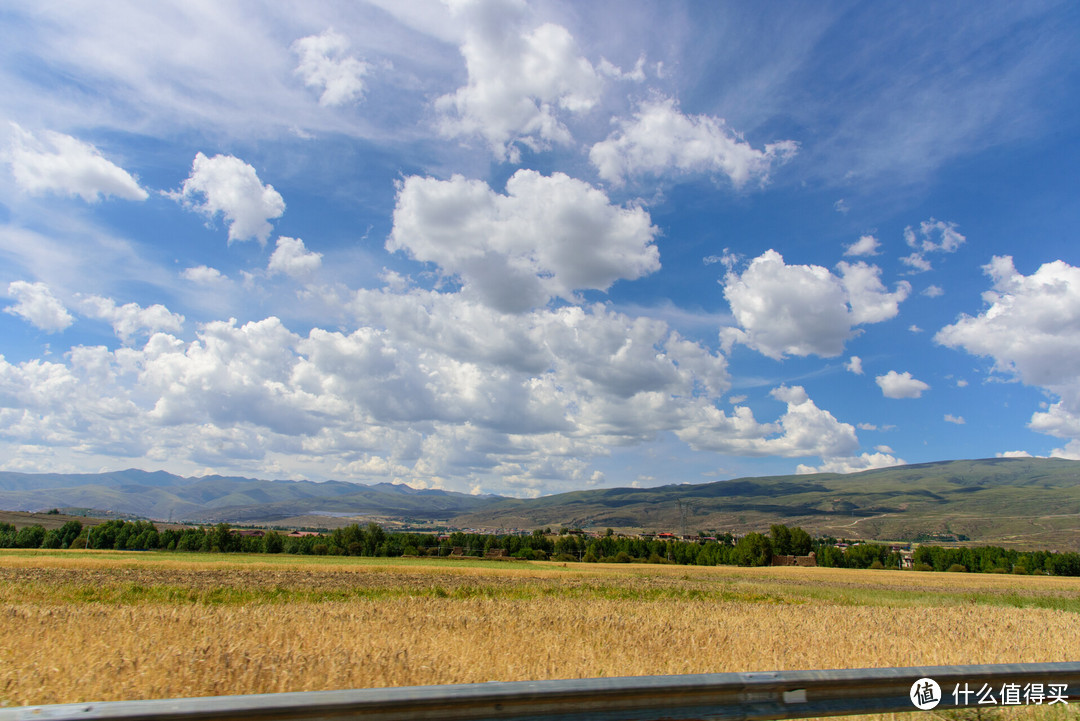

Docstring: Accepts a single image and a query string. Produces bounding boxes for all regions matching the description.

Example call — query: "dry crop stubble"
[2,551,1080,709]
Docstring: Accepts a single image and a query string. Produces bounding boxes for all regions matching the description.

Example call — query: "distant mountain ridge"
[3,458,1080,548]
[0,469,501,522]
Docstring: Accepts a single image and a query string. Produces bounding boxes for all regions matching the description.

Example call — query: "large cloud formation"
[720,251,910,359]
[0,277,883,494]
[936,256,1080,457]
[387,170,660,312]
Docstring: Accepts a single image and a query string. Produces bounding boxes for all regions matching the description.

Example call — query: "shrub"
[869,560,884,570]
[946,564,967,573]
[914,562,934,572]
[613,551,632,563]
[1012,565,1029,575]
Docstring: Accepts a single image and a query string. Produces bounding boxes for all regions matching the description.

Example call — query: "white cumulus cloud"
[292,28,371,107]
[387,170,659,312]
[7,124,148,202]
[720,250,908,359]
[589,98,798,187]
[181,266,228,284]
[838,261,911,324]
[435,1,605,162]
[844,235,880,257]
[937,256,1080,462]
[876,370,929,399]
[268,237,323,279]
[75,295,184,343]
[936,256,1080,398]
[677,384,859,460]
[846,356,863,375]
[4,281,74,333]
[172,153,285,244]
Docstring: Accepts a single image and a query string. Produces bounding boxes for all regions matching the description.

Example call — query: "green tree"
[211,523,237,552]
[363,523,385,556]
[815,545,845,568]
[789,527,813,555]
[733,533,772,566]
[42,528,64,548]
[770,524,792,555]
[58,521,83,548]
[262,531,284,554]
[15,524,46,549]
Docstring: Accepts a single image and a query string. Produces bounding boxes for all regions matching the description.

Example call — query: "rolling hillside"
[2,458,1080,548]
[450,457,1080,548]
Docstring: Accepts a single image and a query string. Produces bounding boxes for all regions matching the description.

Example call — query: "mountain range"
[3,458,1080,549]
[0,468,498,524]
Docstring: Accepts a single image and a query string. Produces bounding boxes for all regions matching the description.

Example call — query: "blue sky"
[1,1,1079,496]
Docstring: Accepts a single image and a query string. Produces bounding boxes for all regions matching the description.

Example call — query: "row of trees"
[0,521,83,549]
[910,544,1079,575]
[5,518,1080,575]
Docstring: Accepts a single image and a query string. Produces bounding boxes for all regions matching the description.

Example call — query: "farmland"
[2,550,1080,712]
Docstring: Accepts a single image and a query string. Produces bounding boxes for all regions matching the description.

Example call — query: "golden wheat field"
[2,550,1080,718]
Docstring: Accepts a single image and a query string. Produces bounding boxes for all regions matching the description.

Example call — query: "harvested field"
[2,550,1079,712]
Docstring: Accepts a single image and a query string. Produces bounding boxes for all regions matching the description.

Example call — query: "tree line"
[3,519,1079,575]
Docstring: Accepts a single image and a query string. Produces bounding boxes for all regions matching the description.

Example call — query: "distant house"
[286,531,321,537]
[656,532,676,540]
[231,529,265,537]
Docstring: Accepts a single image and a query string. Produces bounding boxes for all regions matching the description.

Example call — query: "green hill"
[449,457,1080,550]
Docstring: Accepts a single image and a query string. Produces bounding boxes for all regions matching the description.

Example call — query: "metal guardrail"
[3,663,1078,721]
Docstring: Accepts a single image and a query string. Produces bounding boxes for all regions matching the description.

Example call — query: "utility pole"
[675,499,689,538]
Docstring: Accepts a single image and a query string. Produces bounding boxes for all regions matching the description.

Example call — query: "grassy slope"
[452,457,1080,548]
